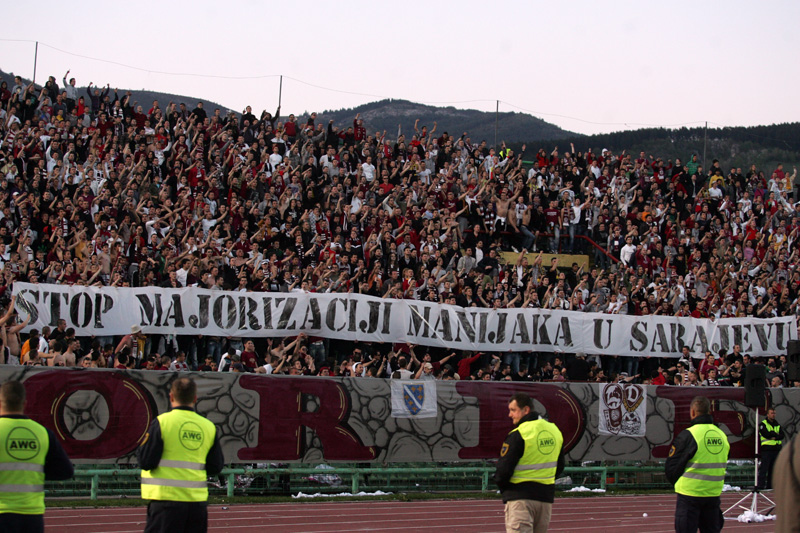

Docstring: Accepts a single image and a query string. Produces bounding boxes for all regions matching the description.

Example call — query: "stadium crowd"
[0,71,797,387]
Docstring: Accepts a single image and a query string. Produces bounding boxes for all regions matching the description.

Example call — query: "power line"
[281,75,390,100]
[500,100,708,130]
[1,38,792,139]
[0,38,282,80]
[251,76,498,107]
[1,39,500,108]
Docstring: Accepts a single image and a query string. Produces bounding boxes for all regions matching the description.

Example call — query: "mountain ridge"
[3,68,798,172]
[0,69,571,142]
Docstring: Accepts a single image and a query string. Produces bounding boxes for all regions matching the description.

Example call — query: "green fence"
[45,462,759,500]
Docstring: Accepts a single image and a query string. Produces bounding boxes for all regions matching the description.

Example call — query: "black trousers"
[0,513,44,533]
[675,494,724,533]
[144,500,208,533]
[758,445,781,490]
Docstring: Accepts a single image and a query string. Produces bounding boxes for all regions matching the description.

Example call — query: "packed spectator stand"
[0,71,797,388]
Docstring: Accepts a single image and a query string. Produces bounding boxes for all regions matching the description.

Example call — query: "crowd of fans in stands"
[0,70,797,387]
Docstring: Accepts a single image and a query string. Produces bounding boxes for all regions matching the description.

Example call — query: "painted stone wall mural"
[1,367,794,464]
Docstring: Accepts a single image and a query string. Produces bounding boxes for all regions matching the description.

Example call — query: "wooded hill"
[512,123,800,175]
[313,99,571,143]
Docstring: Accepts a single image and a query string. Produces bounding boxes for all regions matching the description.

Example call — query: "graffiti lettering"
[5,368,794,464]
[237,375,376,461]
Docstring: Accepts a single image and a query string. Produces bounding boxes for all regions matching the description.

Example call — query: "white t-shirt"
[176,268,189,287]
[362,162,376,182]
[620,244,636,266]
[418,168,432,185]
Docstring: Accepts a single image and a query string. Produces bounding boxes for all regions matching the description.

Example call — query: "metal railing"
[533,233,620,263]
[46,462,758,500]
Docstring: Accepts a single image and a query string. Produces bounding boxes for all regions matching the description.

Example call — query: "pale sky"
[1,0,797,136]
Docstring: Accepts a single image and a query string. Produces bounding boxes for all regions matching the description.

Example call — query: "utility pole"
[703,121,707,167]
[494,100,499,150]
[278,75,283,111]
[33,41,39,85]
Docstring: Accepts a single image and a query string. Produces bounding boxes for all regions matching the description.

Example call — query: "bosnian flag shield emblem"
[391,380,437,418]
[403,384,424,415]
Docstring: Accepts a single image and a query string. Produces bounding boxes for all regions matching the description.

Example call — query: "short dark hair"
[0,381,26,412]
[510,393,533,411]
[171,377,197,406]
[691,396,711,416]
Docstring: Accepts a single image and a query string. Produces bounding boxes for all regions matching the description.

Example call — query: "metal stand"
[723,408,775,518]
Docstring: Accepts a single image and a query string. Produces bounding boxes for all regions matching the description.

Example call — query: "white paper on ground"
[736,510,776,523]
[565,486,606,493]
[292,490,393,499]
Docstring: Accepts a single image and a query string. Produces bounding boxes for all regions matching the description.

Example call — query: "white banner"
[11,283,796,357]
[598,383,647,437]
[391,380,438,418]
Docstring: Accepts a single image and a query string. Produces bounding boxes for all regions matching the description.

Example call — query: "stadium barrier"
[5,367,798,465]
[45,462,760,500]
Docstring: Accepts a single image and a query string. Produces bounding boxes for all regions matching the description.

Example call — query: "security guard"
[0,380,73,533]
[138,377,224,533]
[758,407,783,490]
[494,393,564,533]
[666,396,730,533]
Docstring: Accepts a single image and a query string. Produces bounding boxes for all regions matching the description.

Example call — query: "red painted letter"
[456,382,585,460]
[23,369,156,459]
[653,386,756,459]
[237,376,376,461]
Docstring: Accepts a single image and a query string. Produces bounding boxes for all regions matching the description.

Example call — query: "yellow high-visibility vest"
[674,424,730,498]
[0,417,50,515]
[508,419,563,486]
[140,409,216,502]
[761,420,782,446]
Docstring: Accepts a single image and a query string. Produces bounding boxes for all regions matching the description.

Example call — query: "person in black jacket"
[476,247,500,277]
[758,407,783,490]
[665,396,729,533]
[565,353,590,381]
[137,378,225,533]
[494,393,565,532]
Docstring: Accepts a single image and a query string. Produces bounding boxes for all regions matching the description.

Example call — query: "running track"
[45,494,776,532]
